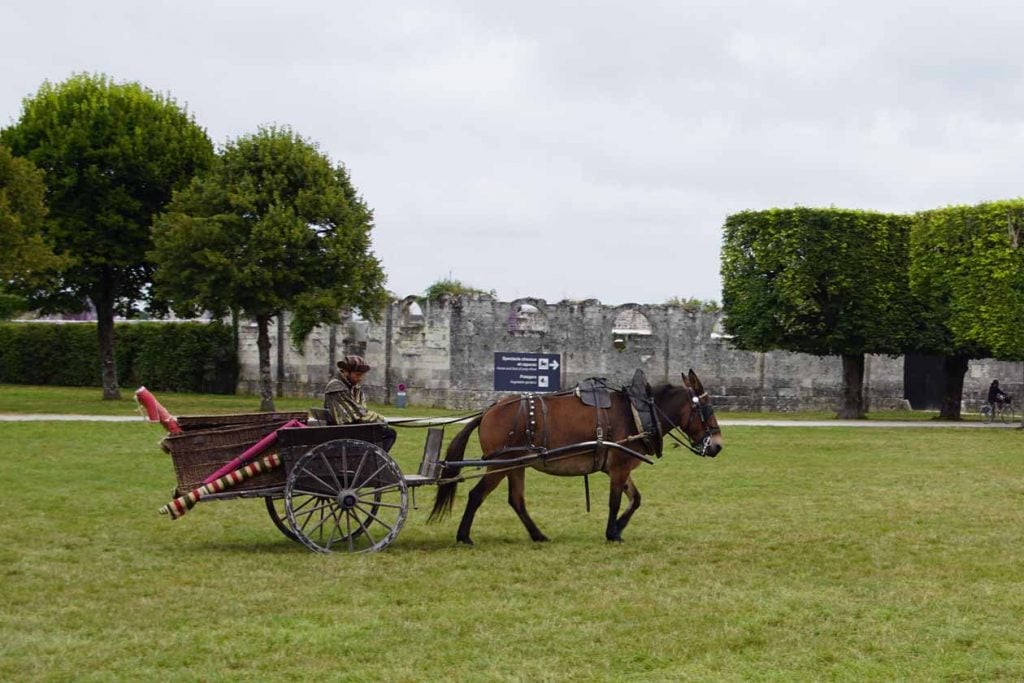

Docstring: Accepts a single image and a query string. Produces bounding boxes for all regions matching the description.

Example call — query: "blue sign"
[494,352,561,392]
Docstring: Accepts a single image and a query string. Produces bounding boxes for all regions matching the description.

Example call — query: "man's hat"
[338,355,370,372]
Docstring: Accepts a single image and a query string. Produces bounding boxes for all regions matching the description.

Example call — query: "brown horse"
[429,369,723,544]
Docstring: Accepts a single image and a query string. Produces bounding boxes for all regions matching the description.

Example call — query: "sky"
[4,0,1024,306]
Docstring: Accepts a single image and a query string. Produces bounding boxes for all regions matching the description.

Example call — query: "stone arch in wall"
[610,304,656,353]
[612,305,653,337]
[508,298,548,335]
[400,296,424,327]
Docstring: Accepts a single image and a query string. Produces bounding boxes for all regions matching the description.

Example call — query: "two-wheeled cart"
[160,413,446,553]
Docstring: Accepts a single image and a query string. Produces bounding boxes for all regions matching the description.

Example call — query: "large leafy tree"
[910,204,991,419]
[942,200,1024,360]
[1,74,213,398]
[911,200,1024,419]
[151,126,388,411]
[721,207,914,418]
[0,144,63,318]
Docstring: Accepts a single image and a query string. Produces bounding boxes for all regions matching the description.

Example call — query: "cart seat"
[405,427,444,487]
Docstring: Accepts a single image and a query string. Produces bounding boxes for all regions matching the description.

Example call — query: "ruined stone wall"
[237,295,1023,412]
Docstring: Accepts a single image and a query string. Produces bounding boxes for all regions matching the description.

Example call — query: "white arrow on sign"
[549,360,559,370]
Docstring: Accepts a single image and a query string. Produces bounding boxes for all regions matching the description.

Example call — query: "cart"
[161,412,445,554]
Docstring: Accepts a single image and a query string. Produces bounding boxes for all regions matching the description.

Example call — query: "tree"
[0,144,63,319]
[0,144,61,279]
[151,126,388,411]
[911,200,1024,419]
[721,207,914,418]
[941,200,1024,360]
[909,204,989,419]
[1,74,213,398]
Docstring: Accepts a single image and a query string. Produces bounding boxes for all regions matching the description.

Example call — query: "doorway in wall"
[903,354,945,410]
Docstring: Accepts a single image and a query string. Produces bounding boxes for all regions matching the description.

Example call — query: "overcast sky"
[4,1,1024,305]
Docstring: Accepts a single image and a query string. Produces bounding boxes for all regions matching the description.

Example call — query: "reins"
[434,432,652,487]
[386,411,484,428]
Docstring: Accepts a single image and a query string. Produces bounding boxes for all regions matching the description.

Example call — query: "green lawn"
[1,418,1022,680]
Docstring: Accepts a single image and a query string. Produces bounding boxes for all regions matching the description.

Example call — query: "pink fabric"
[134,387,181,434]
[202,419,305,484]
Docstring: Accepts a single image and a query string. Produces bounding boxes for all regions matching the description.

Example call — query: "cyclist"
[987,380,1010,421]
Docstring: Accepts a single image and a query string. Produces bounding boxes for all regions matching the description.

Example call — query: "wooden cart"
[161,413,444,553]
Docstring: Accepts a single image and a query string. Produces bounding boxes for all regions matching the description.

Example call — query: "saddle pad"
[576,377,612,408]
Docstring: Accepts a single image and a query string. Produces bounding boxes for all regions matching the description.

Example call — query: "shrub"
[0,321,237,393]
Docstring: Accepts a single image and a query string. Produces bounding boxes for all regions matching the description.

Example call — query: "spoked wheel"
[285,439,408,553]
[264,496,299,542]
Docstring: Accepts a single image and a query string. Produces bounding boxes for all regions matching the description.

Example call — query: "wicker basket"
[176,411,308,432]
[162,421,295,494]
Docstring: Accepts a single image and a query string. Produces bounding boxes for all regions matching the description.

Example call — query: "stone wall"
[237,295,1023,412]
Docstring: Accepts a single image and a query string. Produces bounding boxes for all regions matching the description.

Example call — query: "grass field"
[1,411,1022,680]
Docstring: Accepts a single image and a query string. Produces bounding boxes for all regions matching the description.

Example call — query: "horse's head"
[659,368,722,457]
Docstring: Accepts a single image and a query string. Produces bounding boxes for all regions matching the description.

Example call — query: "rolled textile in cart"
[159,453,282,520]
[201,418,305,484]
[134,386,181,434]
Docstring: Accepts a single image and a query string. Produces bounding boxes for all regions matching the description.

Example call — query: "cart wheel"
[285,439,408,553]
[269,491,375,544]
[264,496,299,542]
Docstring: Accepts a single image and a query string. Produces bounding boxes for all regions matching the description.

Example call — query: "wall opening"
[612,308,652,336]
[508,301,548,334]
[401,300,424,327]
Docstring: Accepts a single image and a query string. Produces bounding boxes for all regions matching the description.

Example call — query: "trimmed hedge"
[0,321,237,393]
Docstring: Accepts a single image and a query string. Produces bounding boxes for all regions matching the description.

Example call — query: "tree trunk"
[836,353,866,419]
[256,314,276,412]
[936,353,969,420]
[276,310,285,398]
[95,296,121,400]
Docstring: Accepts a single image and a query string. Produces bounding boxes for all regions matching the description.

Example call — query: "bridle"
[655,387,720,457]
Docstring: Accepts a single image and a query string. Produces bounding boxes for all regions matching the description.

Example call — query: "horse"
[428,368,723,545]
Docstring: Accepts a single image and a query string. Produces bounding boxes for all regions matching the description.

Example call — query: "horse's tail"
[428,414,483,523]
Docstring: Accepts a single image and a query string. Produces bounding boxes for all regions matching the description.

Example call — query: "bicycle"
[981,395,1014,423]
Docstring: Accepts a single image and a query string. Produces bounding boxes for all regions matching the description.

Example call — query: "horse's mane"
[651,383,690,422]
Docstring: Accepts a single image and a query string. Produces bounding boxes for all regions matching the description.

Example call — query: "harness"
[508,393,549,452]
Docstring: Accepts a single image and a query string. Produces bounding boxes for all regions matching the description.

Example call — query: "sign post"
[494,352,561,392]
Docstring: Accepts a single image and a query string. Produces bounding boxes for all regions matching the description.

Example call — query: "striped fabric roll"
[159,453,282,520]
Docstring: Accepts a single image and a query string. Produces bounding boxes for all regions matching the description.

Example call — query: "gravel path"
[0,414,1018,428]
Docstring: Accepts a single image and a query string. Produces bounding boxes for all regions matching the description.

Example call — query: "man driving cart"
[323,355,397,451]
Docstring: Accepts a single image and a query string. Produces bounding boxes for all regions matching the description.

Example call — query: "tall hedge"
[721,207,913,355]
[913,200,1024,361]
[721,207,913,418]
[0,321,237,393]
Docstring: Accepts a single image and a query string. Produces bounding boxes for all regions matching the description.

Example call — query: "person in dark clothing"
[987,380,1010,421]
[323,355,397,451]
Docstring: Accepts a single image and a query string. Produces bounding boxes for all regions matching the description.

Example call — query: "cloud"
[4,0,1024,305]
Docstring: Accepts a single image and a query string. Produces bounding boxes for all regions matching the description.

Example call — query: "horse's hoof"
[606,534,623,543]
[457,536,474,546]
[532,535,550,543]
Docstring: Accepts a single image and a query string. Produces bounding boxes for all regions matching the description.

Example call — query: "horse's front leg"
[506,469,549,542]
[456,470,505,545]
[606,473,628,542]
[615,475,642,533]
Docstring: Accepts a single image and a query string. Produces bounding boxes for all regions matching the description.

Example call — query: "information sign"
[493,352,561,392]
